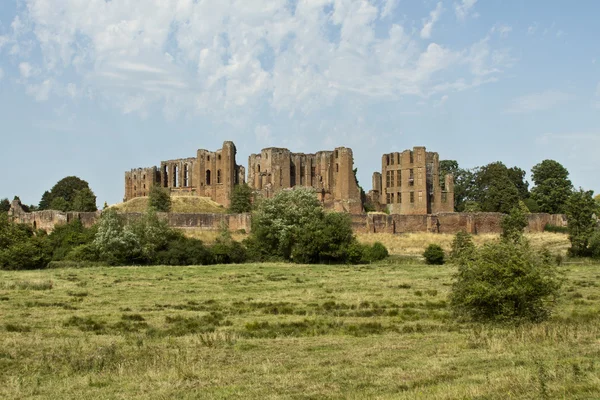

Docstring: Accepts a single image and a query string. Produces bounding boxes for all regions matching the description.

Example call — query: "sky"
[0,0,598,206]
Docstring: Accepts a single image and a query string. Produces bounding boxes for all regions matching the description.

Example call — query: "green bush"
[0,236,51,270]
[366,242,389,262]
[588,231,600,260]
[423,244,445,265]
[449,231,475,263]
[543,223,569,234]
[450,240,562,323]
[155,236,213,266]
[501,206,528,243]
[228,184,253,213]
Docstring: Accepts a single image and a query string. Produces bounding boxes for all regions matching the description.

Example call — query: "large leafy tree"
[530,160,572,214]
[39,176,97,212]
[72,188,98,212]
[474,162,520,213]
[507,167,530,199]
[565,189,598,256]
[440,160,478,212]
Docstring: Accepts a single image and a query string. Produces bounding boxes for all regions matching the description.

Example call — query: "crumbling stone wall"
[247,146,363,213]
[370,147,454,215]
[124,141,245,208]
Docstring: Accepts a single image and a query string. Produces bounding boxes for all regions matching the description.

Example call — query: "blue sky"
[0,0,598,206]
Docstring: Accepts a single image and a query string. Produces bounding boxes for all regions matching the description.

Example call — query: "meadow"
[1,248,599,399]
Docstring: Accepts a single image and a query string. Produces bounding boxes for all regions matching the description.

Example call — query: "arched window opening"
[206,170,211,185]
[217,169,222,184]
[336,163,339,172]
[173,165,179,187]
[163,165,168,187]
[218,154,221,160]
[257,164,261,173]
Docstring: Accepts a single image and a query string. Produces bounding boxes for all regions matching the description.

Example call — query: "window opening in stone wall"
[410,151,414,164]
[336,163,339,173]
[134,186,137,191]
[290,164,296,187]
[390,154,394,165]
[217,170,222,184]
[173,166,178,187]
[386,171,391,187]
[410,192,414,203]
[163,166,168,187]
[390,193,394,203]
[397,192,401,203]
[397,170,401,187]
[257,164,261,173]
[143,184,146,189]
[206,170,211,185]
[409,169,414,186]
[134,175,136,180]
[207,156,210,161]
[335,150,339,158]
[184,164,189,187]
[397,154,400,164]
[386,193,391,203]
[218,154,221,160]
[386,155,390,165]
[143,175,145,180]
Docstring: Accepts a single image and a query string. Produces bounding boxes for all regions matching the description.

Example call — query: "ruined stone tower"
[248,146,363,214]
[369,146,454,214]
[124,141,245,208]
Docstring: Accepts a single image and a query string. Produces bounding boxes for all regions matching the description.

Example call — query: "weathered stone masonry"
[369,146,454,214]
[248,147,363,214]
[125,141,245,208]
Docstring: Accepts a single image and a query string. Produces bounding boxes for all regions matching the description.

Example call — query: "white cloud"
[11,16,26,36]
[421,2,444,39]
[19,62,33,78]
[434,94,449,107]
[506,90,573,114]
[455,0,478,21]
[26,79,53,102]
[0,35,9,49]
[381,0,399,19]
[491,24,512,37]
[12,0,512,116]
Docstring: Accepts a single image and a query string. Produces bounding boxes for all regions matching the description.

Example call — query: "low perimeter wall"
[9,209,252,233]
[356,212,567,234]
[9,207,566,236]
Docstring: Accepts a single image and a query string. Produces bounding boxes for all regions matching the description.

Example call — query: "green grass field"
[1,259,599,399]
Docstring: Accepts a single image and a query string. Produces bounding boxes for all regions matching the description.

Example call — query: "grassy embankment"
[1,255,599,399]
[111,196,226,214]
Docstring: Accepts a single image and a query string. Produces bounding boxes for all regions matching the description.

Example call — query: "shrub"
[92,209,141,265]
[0,236,51,270]
[449,231,475,262]
[366,242,389,262]
[588,231,600,260]
[423,244,445,265]
[501,206,528,243]
[543,223,569,234]
[450,240,562,323]
[155,236,212,266]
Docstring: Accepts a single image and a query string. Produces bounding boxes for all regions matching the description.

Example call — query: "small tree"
[501,206,528,243]
[565,189,597,257]
[450,241,562,323]
[49,197,69,212]
[148,185,172,212]
[93,209,140,265]
[229,183,253,213]
[530,160,572,214]
[423,244,445,265]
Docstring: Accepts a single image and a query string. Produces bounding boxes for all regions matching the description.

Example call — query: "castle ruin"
[124,141,245,208]
[368,146,454,214]
[247,147,363,214]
